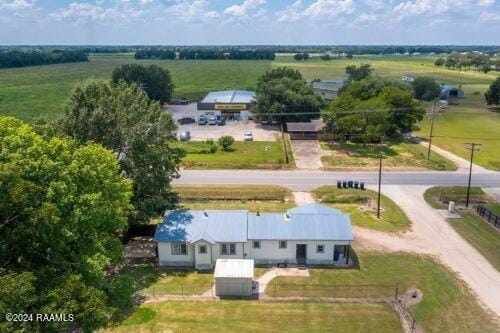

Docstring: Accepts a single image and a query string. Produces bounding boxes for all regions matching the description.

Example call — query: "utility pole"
[465,143,481,208]
[377,152,383,219]
[427,100,437,160]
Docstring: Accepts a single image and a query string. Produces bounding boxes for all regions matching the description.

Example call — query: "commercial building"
[197,90,256,121]
[154,204,354,270]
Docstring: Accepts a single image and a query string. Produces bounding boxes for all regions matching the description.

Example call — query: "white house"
[153,204,354,270]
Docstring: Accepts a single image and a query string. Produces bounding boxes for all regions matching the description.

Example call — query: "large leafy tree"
[411,76,441,101]
[323,78,424,143]
[345,63,373,82]
[485,77,500,106]
[61,79,184,223]
[0,116,133,332]
[255,67,321,124]
[112,63,174,104]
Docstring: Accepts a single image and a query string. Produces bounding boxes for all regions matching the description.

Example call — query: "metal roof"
[201,90,255,104]
[214,259,254,278]
[248,211,354,241]
[154,204,354,243]
[154,210,248,243]
[287,120,324,132]
[288,203,342,215]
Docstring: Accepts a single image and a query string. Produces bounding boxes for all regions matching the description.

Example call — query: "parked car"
[244,131,253,141]
[208,116,217,125]
[171,98,191,105]
[198,115,207,125]
[179,131,190,141]
[217,118,226,126]
[177,117,195,125]
[261,119,271,125]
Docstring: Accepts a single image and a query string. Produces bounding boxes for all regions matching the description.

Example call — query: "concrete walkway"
[367,185,500,316]
[420,142,490,173]
[290,140,326,169]
[256,267,310,294]
[293,191,315,205]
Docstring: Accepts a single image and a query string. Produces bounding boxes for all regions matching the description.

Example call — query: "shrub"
[218,136,235,151]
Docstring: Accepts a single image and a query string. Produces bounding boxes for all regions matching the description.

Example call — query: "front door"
[296,244,307,261]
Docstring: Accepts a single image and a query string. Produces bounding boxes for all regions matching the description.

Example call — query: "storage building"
[214,259,254,297]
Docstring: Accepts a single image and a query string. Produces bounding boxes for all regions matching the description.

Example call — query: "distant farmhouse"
[154,204,354,270]
[307,80,345,101]
[197,90,255,121]
[440,84,464,99]
[401,74,416,82]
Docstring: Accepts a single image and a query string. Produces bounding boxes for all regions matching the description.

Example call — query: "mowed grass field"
[270,252,498,333]
[0,53,271,122]
[106,301,403,333]
[1,53,498,168]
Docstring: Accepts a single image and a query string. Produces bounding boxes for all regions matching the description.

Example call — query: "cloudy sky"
[1,0,499,45]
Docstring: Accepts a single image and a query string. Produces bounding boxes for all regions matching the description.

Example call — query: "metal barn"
[214,259,254,297]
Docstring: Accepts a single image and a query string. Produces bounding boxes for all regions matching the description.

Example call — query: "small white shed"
[214,259,254,297]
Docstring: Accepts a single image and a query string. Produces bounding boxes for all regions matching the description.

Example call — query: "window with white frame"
[220,243,236,255]
[198,245,207,254]
[316,244,325,253]
[171,242,188,255]
[279,240,287,249]
[252,240,261,249]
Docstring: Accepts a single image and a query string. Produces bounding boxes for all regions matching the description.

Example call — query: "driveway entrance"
[290,140,326,169]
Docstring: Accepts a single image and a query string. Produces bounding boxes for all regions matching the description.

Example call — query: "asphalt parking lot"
[166,103,279,141]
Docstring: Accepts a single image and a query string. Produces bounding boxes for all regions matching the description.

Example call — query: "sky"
[0,0,499,45]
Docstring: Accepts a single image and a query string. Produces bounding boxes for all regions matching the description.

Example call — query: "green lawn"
[107,301,403,333]
[313,186,410,233]
[423,187,500,271]
[173,140,294,169]
[320,141,456,171]
[0,54,270,122]
[123,263,213,297]
[484,203,500,216]
[173,184,295,212]
[269,252,498,333]
[2,53,498,169]
[274,54,500,170]
[415,84,500,170]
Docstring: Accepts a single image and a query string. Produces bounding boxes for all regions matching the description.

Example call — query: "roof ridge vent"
[284,211,291,220]
[203,211,208,219]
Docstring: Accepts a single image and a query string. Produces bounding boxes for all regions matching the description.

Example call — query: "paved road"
[175,170,500,190]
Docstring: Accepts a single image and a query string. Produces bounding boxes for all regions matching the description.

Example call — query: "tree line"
[434,52,499,73]
[0,50,88,69]
[134,48,275,60]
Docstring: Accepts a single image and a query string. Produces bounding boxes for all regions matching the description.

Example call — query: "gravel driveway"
[361,185,500,316]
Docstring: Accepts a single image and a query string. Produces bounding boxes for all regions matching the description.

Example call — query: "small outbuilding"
[214,259,254,297]
[286,119,325,140]
[440,84,464,99]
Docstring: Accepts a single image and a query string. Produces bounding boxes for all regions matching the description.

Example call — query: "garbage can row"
[337,180,365,190]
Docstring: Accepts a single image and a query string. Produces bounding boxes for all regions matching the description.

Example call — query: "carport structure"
[286,120,324,140]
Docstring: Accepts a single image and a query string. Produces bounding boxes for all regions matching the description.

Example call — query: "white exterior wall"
[158,243,195,267]
[211,242,245,262]
[158,240,350,267]
[246,240,350,265]
[215,277,253,297]
[193,241,213,270]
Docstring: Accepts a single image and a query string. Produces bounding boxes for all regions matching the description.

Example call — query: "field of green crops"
[0,53,498,169]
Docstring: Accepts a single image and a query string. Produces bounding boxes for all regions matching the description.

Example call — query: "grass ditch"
[423,186,500,271]
[173,185,295,213]
[313,186,410,233]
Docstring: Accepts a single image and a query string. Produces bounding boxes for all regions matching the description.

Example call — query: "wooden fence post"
[394,283,399,302]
